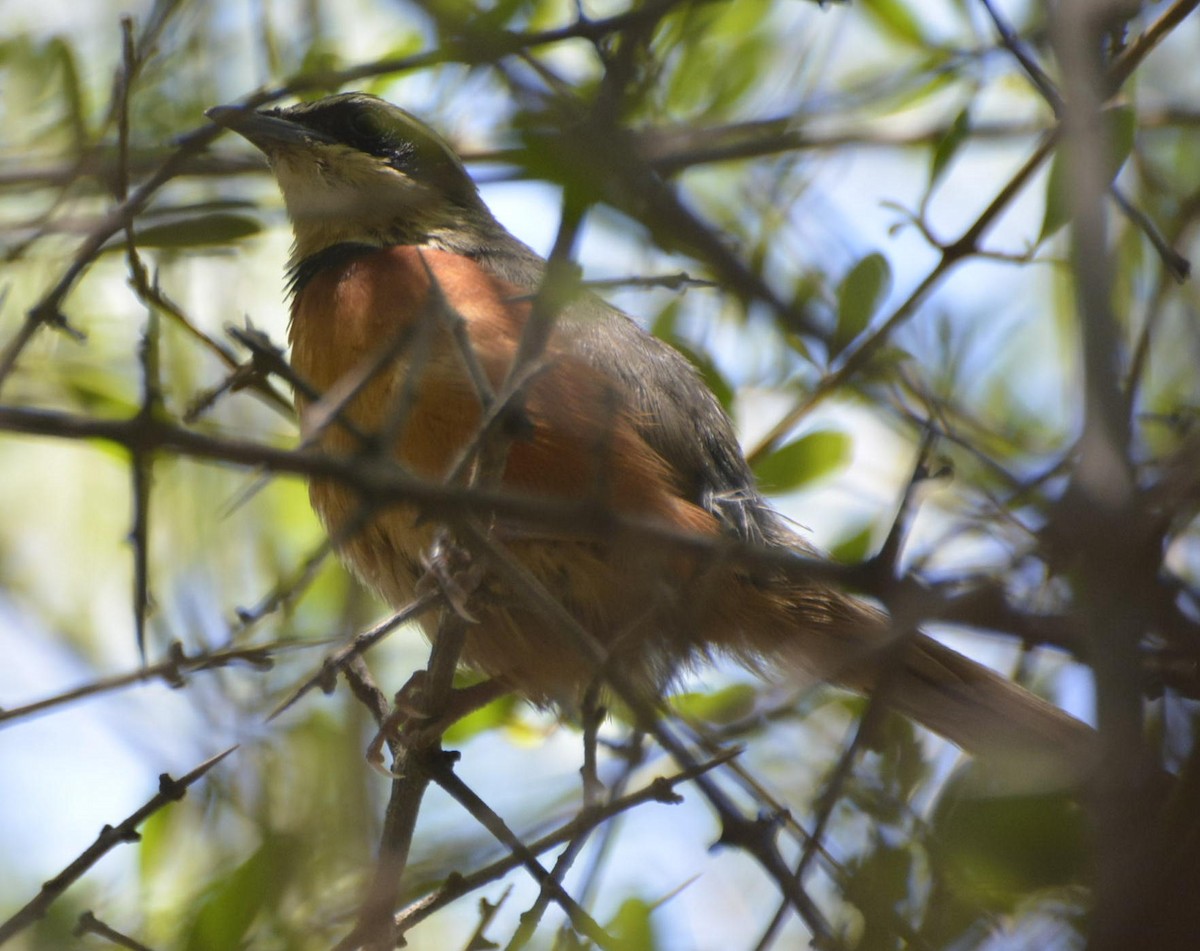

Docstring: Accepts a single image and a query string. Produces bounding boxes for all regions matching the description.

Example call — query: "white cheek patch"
[272,155,370,222]
[268,149,443,263]
[275,152,431,216]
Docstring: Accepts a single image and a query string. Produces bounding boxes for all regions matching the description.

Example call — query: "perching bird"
[207,93,1094,772]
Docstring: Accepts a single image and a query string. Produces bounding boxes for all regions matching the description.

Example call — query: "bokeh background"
[2,1,1199,949]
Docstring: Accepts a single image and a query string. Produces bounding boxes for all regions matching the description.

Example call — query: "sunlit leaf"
[138,807,176,887]
[607,897,659,951]
[830,522,875,564]
[752,429,851,493]
[671,683,758,724]
[859,0,927,46]
[443,692,521,744]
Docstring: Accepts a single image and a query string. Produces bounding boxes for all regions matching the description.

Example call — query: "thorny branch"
[0,747,237,945]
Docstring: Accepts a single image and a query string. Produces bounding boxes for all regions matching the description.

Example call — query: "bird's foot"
[366,675,505,774]
[416,531,483,623]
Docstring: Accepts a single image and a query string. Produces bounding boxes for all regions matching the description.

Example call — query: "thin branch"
[427,753,618,950]
[978,0,1064,114]
[73,911,159,951]
[0,640,289,728]
[267,595,441,723]
[1108,0,1200,89]
[393,748,736,936]
[339,615,473,951]
[0,746,237,944]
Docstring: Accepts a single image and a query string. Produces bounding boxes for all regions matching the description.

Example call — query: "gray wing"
[470,237,794,549]
[567,298,792,548]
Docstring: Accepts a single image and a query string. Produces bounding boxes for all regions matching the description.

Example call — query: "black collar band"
[287,242,380,298]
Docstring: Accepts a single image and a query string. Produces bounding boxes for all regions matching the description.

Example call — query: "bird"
[207,92,1095,775]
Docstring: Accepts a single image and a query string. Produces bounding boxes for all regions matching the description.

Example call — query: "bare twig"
[0,640,288,728]
[393,748,736,936]
[0,746,237,944]
[74,911,159,951]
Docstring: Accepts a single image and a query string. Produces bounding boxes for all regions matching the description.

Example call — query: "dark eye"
[346,109,378,140]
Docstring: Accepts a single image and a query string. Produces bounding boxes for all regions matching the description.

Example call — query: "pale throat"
[271,154,443,264]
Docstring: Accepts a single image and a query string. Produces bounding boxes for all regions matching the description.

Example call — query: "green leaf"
[843,842,916,949]
[443,692,520,744]
[1039,148,1073,243]
[860,0,927,46]
[931,766,1088,908]
[752,429,851,493]
[833,253,891,358]
[1109,104,1137,172]
[1039,105,1136,242]
[133,213,262,249]
[858,343,913,384]
[607,897,659,951]
[660,0,773,117]
[669,338,736,413]
[46,36,87,147]
[650,298,681,340]
[185,839,296,951]
[671,684,758,724]
[830,522,875,564]
[929,106,971,189]
[138,807,176,886]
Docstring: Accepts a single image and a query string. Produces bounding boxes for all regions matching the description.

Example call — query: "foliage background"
[1,0,1199,949]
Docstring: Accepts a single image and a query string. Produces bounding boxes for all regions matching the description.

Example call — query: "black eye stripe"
[282,104,438,168]
[271,95,479,207]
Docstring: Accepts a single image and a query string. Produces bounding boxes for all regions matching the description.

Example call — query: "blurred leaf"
[0,33,91,147]
[1040,155,1069,243]
[141,199,260,219]
[876,708,929,799]
[671,683,758,724]
[859,0,928,47]
[293,41,342,93]
[185,837,297,951]
[131,213,262,248]
[752,429,851,493]
[1040,105,1136,241]
[843,841,916,951]
[362,37,425,96]
[931,767,1088,908]
[139,807,177,888]
[443,691,521,744]
[669,338,736,413]
[833,253,891,358]
[650,298,682,340]
[607,896,659,951]
[660,0,773,118]
[830,522,875,564]
[929,106,971,189]
[62,364,139,416]
[858,343,914,385]
[46,36,87,147]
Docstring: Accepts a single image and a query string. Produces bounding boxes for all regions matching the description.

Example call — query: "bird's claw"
[366,674,506,775]
[417,533,483,623]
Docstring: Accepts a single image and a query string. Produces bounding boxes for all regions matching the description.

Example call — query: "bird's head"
[207,93,496,264]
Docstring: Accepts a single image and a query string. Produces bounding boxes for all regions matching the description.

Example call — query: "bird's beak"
[206,104,330,154]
